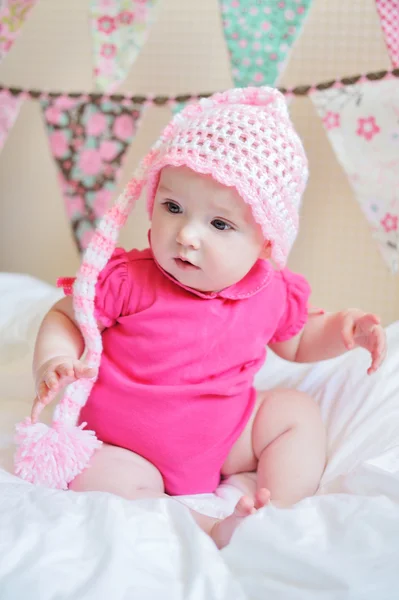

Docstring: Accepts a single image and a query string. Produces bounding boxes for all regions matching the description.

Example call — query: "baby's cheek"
[216,247,236,272]
[234,245,255,269]
[220,251,248,285]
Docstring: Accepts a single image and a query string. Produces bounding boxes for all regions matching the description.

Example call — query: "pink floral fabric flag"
[0,0,38,64]
[90,0,159,93]
[310,78,399,273]
[41,95,145,251]
[218,0,313,87]
[375,0,399,67]
[0,88,24,151]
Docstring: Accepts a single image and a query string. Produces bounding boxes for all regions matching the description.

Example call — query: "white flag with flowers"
[310,77,399,273]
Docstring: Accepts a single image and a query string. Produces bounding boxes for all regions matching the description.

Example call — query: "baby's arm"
[269,309,387,374]
[31,296,100,423]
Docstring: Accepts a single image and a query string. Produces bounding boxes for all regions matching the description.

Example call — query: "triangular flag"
[41,95,146,251]
[90,0,159,93]
[310,77,399,273]
[0,88,24,151]
[172,102,187,116]
[375,0,399,67]
[171,99,192,116]
[0,0,38,64]
[218,0,313,87]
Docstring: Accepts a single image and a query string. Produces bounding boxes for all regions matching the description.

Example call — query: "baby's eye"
[164,201,182,214]
[212,219,232,231]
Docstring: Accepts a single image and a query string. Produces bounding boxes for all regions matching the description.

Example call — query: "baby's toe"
[255,488,271,509]
[234,495,256,517]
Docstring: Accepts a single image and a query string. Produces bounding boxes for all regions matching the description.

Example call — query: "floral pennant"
[375,0,399,67]
[0,0,38,64]
[310,78,399,273]
[0,89,24,151]
[218,0,313,87]
[90,0,159,93]
[41,95,145,251]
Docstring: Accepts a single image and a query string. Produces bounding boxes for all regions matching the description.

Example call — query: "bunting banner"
[41,95,145,251]
[218,0,313,87]
[0,88,24,151]
[89,0,159,93]
[0,0,38,64]
[1,66,399,267]
[2,67,397,104]
[310,77,399,273]
[375,0,399,67]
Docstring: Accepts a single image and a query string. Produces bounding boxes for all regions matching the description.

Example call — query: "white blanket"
[0,273,399,599]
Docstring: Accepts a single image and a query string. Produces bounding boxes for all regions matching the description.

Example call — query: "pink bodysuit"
[75,246,310,495]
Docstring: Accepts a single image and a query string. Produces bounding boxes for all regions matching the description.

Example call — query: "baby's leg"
[69,443,166,500]
[70,444,265,549]
[223,389,327,507]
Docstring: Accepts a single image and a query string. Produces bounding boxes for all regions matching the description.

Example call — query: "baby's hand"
[31,356,97,423]
[341,310,387,375]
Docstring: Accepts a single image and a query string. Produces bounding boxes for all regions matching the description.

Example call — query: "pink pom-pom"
[14,418,102,490]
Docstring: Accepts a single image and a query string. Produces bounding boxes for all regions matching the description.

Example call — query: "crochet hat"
[14,86,309,489]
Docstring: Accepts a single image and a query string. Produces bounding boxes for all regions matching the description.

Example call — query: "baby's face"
[150,166,267,292]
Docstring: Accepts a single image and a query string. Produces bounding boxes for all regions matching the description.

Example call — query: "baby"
[15,87,387,549]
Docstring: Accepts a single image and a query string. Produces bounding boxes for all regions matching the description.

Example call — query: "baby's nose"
[176,224,200,250]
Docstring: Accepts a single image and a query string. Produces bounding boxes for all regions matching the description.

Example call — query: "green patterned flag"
[219,0,313,87]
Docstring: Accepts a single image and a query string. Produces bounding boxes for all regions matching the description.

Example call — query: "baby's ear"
[260,240,272,260]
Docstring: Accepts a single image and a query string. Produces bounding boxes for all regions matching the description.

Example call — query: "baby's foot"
[211,488,270,549]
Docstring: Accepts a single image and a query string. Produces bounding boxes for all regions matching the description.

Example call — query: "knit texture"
[14,86,308,489]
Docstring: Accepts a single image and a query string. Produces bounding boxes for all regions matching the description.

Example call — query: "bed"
[0,272,398,599]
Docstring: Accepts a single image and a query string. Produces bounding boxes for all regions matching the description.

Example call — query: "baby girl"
[15,87,386,549]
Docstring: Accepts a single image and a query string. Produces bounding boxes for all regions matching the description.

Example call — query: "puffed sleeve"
[94,248,130,328]
[269,269,311,343]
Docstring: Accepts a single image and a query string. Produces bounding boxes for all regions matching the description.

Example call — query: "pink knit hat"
[14,86,308,489]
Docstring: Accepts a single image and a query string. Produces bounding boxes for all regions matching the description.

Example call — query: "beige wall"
[0,0,398,325]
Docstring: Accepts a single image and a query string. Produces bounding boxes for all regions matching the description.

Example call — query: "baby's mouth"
[174,257,200,270]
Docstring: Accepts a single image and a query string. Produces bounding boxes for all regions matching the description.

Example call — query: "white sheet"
[0,273,399,599]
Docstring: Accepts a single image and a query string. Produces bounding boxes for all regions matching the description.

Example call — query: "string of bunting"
[2,66,399,104]
[1,65,398,273]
